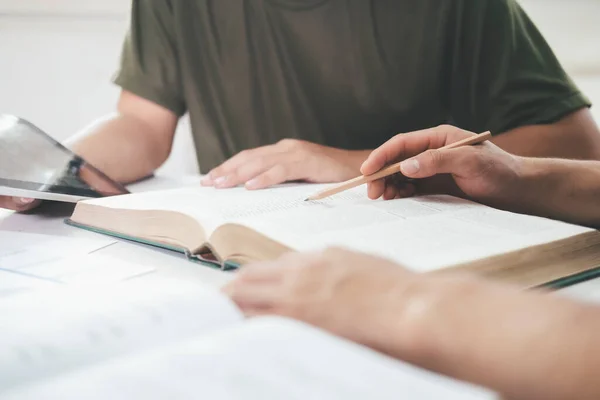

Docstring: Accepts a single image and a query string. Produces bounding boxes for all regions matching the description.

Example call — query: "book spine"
[185,250,238,271]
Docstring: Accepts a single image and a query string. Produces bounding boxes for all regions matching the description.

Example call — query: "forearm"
[377,275,600,400]
[327,148,372,178]
[344,149,372,171]
[513,158,600,228]
[490,109,600,160]
[68,114,171,184]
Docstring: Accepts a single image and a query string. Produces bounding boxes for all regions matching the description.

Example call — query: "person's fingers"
[0,197,38,212]
[361,134,410,176]
[383,184,397,201]
[242,306,277,318]
[244,163,299,190]
[205,145,278,184]
[361,126,477,176]
[223,283,281,309]
[367,179,386,200]
[394,183,416,199]
[0,197,14,210]
[213,154,285,189]
[367,173,416,200]
[233,261,287,283]
[360,127,441,176]
[200,176,214,186]
[400,147,480,179]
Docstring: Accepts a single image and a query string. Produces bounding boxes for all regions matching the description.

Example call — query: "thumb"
[400,147,474,178]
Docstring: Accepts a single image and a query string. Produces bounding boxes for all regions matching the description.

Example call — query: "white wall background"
[0,0,197,176]
[0,0,599,176]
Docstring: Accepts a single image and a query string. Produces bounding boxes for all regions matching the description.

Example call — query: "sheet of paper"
[0,270,58,298]
[24,254,156,284]
[1,317,494,400]
[0,231,153,285]
[0,279,242,392]
[0,231,115,271]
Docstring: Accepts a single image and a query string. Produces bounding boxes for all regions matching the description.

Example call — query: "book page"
[82,184,593,271]
[80,183,359,235]
[233,192,594,272]
[0,278,242,393]
[2,317,494,400]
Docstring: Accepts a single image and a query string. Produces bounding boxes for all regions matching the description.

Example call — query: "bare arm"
[226,247,600,400]
[0,91,178,211]
[514,158,600,228]
[491,108,600,160]
[361,124,600,228]
[69,90,178,184]
[378,274,600,400]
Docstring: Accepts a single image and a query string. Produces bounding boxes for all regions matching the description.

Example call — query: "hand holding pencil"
[306,125,525,208]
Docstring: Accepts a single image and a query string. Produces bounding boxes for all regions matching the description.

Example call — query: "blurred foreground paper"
[0,281,495,400]
[0,232,153,296]
[0,231,115,271]
[0,269,57,297]
[23,253,155,283]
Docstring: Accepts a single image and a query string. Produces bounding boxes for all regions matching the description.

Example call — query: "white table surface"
[2,174,600,303]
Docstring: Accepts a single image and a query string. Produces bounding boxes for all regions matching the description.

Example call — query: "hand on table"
[0,196,40,212]
[223,248,416,352]
[361,125,524,208]
[201,139,369,190]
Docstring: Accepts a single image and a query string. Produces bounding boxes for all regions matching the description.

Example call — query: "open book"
[0,280,493,399]
[66,183,600,288]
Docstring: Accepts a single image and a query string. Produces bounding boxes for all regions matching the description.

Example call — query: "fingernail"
[245,179,259,190]
[400,159,420,175]
[200,176,213,186]
[17,197,34,205]
[214,176,228,187]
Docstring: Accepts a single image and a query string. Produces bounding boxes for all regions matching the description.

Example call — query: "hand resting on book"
[200,139,370,190]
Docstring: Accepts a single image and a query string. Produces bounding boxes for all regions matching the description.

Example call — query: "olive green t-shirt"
[113,0,590,172]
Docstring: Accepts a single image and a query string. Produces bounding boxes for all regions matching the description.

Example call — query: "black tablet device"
[0,114,129,203]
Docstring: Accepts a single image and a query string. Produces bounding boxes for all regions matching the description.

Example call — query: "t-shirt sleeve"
[112,0,186,116]
[446,0,591,135]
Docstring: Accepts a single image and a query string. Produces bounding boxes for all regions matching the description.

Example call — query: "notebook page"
[2,317,495,400]
[234,193,593,272]
[0,278,242,392]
